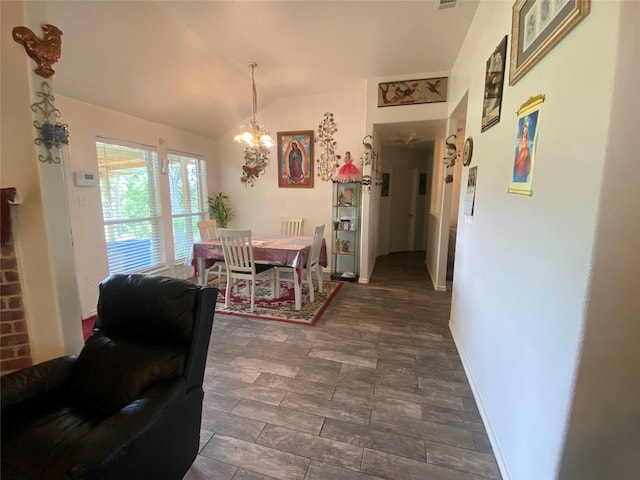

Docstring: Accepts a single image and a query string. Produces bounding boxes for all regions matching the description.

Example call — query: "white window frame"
[167,150,208,263]
[96,138,165,275]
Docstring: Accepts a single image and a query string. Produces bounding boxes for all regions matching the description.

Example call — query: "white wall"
[1,1,83,361]
[56,96,218,318]
[449,127,465,226]
[448,2,628,479]
[557,2,640,477]
[425,130,456,292]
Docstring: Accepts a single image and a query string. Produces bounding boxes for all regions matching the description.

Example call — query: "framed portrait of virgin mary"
[277,131,314,188]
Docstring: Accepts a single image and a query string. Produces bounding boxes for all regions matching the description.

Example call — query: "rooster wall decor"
[12,24,63,78]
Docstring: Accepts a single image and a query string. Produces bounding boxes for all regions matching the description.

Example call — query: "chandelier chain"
[251,63,258,124]
[236,62,272,187]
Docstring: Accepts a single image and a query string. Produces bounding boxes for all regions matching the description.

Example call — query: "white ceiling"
[44,1,478,148]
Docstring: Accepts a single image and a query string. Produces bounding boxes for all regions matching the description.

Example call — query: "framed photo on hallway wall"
[510,0,590,85]
[277,131,314,188]
[481,35,508,132]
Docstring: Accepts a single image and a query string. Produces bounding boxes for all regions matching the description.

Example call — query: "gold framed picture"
[508,94,545,196]
[509,0,590,85]
[277,131,314,188]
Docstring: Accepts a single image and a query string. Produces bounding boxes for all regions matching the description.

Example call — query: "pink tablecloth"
[189,234,327,283]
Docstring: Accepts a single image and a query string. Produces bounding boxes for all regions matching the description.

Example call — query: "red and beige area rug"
[81,279,342,339]
[210,279,342,326]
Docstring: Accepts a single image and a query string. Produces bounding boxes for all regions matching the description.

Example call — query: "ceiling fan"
[390,132,423,145]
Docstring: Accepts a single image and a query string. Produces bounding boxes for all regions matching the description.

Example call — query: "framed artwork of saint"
[509,94,545,196]
[277,131,314,188]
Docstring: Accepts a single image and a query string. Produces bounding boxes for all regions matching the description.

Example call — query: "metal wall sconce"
[32,81,69,164]
[315,112,339,182]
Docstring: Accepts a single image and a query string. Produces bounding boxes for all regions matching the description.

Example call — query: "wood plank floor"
[185,251,501,480]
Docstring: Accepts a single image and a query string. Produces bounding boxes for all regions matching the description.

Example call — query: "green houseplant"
[208,192,233,228]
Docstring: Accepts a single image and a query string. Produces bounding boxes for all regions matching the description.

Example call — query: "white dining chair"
[218,228,276,313]
[276,224,325,302]
[197,219,226,284]
[280,216,304,236]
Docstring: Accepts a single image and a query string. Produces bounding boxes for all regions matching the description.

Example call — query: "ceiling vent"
[436,0,461,10]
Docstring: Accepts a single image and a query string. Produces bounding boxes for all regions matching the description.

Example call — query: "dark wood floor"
[185,251,501,480]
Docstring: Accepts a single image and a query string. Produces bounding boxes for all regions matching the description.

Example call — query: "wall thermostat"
[73,171,96,187]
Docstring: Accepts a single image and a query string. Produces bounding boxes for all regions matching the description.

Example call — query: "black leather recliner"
[1,274,218,480]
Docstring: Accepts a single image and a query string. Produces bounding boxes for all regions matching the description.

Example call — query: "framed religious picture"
[510,0,590,85]
[481,35,508,132]
[277,131,314,188]
[508,94,545,196]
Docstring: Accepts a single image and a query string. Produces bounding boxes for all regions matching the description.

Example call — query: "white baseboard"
[449,321,512,480]
[426,260,446,291]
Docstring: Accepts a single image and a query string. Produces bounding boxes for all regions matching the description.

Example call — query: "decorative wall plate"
[463,137,474,166]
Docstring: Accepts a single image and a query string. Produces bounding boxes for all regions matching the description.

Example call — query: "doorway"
[388,167,417,253]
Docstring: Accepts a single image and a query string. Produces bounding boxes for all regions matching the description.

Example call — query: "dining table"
[187,233,327,311]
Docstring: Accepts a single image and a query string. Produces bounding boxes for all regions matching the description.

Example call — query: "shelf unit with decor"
[331,181,361,282]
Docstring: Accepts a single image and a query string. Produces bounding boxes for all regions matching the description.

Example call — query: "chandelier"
[234,62,272,187]
[234,62,273,149]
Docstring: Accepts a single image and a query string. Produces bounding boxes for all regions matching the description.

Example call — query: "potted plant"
[208,192,233,228]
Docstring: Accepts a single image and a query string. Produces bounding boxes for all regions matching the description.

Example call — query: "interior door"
[389,168,417,253]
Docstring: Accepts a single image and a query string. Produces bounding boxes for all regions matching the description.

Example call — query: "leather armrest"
[45,378,190,479]
[1,355,77,410]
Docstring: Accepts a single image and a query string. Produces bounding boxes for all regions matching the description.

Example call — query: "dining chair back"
[275,224,325,302]
[280,216,304,236]
[218,229,276,313]
[306,224,325,302]
[197,219,225,283]
[198,219,218,240]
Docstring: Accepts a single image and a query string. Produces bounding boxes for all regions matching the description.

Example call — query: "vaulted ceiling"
[44,1,478,148]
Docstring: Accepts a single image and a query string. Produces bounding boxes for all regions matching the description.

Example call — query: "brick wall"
[1,242,32,374]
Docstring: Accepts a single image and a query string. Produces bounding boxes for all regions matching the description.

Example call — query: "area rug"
[209,279,342,326]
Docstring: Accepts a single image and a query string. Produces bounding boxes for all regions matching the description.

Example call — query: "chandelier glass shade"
[234,62,273,149]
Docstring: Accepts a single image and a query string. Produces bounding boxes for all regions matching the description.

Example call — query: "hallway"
[186,251,501,479]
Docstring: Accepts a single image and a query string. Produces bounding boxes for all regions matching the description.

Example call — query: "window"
[97,140,164,274]
[168,151,208,262]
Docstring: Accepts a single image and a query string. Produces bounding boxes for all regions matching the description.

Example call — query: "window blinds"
[97,140,164,274]
[167,151,208,262]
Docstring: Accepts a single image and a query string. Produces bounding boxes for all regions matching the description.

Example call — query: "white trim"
[449,320,511,480]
